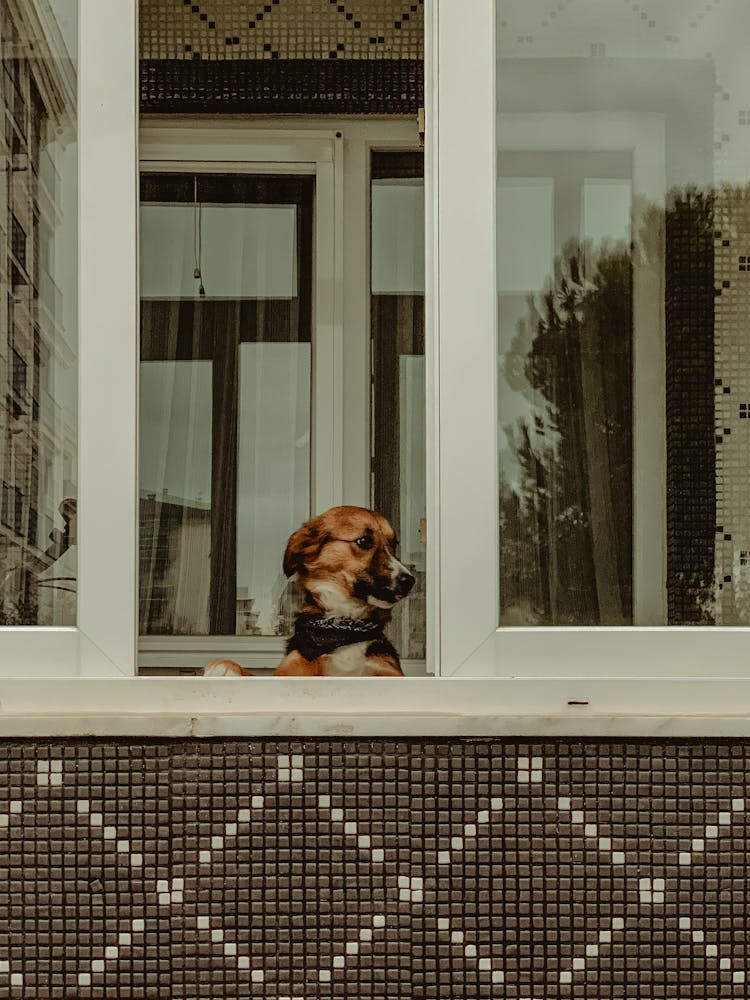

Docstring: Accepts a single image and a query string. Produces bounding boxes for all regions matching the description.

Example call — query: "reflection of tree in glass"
[500,187,730,626]
[501,240,633,625]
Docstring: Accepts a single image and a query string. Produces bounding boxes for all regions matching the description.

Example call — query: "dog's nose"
[397,571,415,595]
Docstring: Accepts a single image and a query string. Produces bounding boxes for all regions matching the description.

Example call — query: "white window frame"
[433,0,750,686]
[3,0,750,734]
[1,0,139,677]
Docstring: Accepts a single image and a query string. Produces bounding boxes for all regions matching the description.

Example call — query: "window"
[11,348,26,397]
[139,173,313,639]
[137,125,425,675]
[498,4,750,631]
[0,0,77,631]
[136,0,427,677]
[0,0,137,675]
[10,215,27,287]
[434,0,750,679]
[3,0,747,722]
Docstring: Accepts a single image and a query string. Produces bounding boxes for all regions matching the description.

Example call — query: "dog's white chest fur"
[322,641,376,676]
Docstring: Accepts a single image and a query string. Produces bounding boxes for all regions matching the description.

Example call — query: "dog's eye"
[355,536,373,551]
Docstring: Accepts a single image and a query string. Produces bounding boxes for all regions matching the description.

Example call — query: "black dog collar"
[286,613,398,662]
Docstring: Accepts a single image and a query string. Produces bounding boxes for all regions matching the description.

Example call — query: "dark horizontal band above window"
[139,58,423,115]
[371,150,423,180]
[140,173,313,205]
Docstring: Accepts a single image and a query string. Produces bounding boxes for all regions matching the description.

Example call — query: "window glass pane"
[140,203,297,299]
[0,0,77,625]
[139,174,312,637]
[497,178,554,294]
[497,0,750,626]
[371,180,425,294]
[237,342,310,636]
[139,360,212,634]
[371,152,426,660]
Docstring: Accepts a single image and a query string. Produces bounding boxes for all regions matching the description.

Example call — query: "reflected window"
[497,0,750,626]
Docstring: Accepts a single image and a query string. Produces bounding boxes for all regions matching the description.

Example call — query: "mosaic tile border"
[139,57,424,114]
[139,0,424,62]
[0,739,748,998]
[139,0,424,113]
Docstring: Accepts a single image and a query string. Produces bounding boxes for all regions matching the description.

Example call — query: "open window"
[137,0,426,675]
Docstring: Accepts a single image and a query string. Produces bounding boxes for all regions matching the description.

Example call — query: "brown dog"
[204,506,414,677]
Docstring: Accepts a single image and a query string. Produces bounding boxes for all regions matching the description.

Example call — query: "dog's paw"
[202,659,249,677]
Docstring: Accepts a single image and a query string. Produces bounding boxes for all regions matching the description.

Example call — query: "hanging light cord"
[193,176,205,297]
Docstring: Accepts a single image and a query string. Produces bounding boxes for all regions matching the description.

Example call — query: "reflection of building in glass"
[0,0,76,624]
[235,587,260,636]
[139,492,211,634]
[270,572,303,637]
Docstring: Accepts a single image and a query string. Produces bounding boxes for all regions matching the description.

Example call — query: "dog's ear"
[283,518,327,577]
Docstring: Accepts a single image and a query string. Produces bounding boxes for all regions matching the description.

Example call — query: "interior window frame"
[139,172,314,640]
[137,121,427,675]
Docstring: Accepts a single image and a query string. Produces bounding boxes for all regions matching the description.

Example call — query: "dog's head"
[283,506,415,618]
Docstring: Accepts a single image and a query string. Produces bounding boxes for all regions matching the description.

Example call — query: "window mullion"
[433,0,498,675]
[77,0,138,675]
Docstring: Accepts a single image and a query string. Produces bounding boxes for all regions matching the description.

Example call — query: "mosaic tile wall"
[139,0,424,62]
[139,0,424,114]
[713,187,750,623]
[1,738,749,998]
[665,191,716,624]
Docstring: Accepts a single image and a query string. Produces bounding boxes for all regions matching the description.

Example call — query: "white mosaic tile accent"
[517,755,543,783]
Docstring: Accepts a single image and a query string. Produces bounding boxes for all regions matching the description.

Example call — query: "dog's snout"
[397,570,416,595]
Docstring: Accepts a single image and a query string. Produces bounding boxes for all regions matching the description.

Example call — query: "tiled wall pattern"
[139,0,424,61]
[139,0,424,114]
[0,739,749,998]
[714,189,750,623]
[665,192,716,624]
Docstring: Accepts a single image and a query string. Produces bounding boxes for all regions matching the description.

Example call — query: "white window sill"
[0,678,750,737]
